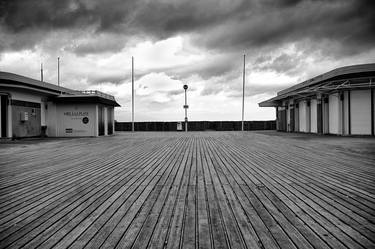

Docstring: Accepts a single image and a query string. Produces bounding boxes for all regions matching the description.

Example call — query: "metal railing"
[74,90,116,101]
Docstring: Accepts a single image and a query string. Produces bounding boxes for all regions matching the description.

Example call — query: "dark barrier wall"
[115,120,276,131]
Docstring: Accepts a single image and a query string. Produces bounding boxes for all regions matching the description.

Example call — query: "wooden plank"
[115,138,187,249]
[216,133,374,249]
[147,138,193,249]
[4,137,179,248]
[70,138,183,249]
[0,138,175,248]
[164,137,194,249]
[0,131,374,249]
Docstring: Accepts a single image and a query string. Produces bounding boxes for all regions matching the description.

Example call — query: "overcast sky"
[1,0,374,121]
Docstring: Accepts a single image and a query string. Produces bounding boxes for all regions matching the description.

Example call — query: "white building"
[259,64,375,136]
[0,71,120,138]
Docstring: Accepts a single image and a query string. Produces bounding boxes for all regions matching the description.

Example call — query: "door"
[317,100,323,134]
[0,95,7,138]
[278,108,287,131]
[98,106,104,136]
[107,108,113,135]
[289,107,294,132]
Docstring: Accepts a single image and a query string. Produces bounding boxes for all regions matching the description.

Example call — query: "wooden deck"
[0,131,374,249]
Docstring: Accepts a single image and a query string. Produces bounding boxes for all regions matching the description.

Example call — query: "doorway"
[98,106,104,136]
[0,95,8,138]
[107,108,113,135]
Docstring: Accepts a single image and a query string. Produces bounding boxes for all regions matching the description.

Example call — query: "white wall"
[104,107,108,135]
[351,90,371,135]
[299,101,307,132]
[306,101,310,132]
[310,99,317,133]
[112,108,115,134]
[343,91,349,135]
[40,102,46,126]
[56,104,97,137]
[8,90,43,103]
[329,93,340,134]
[294,106,299,132]
[45,102,57,137]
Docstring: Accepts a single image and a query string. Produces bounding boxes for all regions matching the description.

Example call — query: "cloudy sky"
[1,0,374,121]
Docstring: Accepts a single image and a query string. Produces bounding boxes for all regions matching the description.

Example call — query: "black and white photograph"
[0,0,374,248]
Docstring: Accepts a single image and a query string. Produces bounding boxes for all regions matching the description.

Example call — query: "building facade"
[259,64,375,136]
[0,72,120,138]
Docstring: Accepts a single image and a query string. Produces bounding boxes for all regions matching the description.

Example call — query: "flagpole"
[58,57,60,87]
[242,54,246,131]
[40,63,43,82]
[132,56,135,132]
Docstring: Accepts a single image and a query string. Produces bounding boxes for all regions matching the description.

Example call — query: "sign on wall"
[177,122,182,131]
[57,105,96,136]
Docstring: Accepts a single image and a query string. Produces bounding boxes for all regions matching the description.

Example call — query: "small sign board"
[20,112,28,121]
[82,117,89,124]
[177,122,183,131]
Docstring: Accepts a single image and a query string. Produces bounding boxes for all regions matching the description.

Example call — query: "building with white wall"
[0,72,120,138]
[259,64,375,136]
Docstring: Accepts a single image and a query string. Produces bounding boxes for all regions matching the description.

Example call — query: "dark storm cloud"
[227,84,294,98]
[0,0,135,32]
[68,35,126,55]
[198,0,375,55]
[1,0,374,62]
[201,79,292,98]
[254,53,303,75]
[165,89,183,97]
[0,0,137,52]
[164,53,240,80]
[87,74,127,85]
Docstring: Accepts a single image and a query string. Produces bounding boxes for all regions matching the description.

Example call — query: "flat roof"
[0,71,120,106]
[54,94,121,107]
[0,71,75,95]
[259,63,375,107]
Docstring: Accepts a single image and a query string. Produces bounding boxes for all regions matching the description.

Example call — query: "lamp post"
[183,84,189,132]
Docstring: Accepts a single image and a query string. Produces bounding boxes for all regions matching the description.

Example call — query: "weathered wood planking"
[0,131,374,249]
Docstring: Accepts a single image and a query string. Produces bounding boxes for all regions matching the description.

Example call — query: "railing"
[115,121,276,131]
[74,90,116,101]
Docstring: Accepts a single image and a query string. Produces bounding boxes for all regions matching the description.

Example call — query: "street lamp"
[183,84,189,132]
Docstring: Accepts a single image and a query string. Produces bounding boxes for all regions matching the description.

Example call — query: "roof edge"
[0,71,75,95]
[278,63,375,96]
[0,71,120,106]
